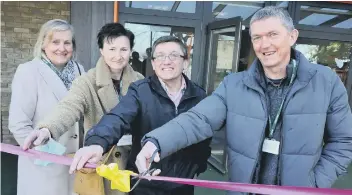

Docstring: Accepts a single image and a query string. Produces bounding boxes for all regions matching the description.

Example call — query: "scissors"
[130,149,159,191]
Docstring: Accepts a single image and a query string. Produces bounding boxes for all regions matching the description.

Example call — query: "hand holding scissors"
[131,148,161,190]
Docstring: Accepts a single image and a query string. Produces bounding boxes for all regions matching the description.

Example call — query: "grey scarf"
[41,54,77,89]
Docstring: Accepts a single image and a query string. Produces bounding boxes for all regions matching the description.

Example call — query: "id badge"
[262,138,280,155]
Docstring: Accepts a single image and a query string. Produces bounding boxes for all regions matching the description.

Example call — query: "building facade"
[1,1,352,195]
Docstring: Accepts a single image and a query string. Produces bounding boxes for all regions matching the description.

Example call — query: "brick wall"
[1,1,70,145]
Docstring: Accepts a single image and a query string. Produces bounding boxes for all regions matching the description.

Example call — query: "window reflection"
[124,1,196,13]
[212,1,264,22]
[214,34,235,88]
[274,1,289,8]
[299,5,352,29]
[125,23,195,78]
[296,39,351,85]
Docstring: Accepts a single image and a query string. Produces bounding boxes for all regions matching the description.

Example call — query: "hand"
[69,145,103,174]
[135,141,161,176]
[23,128,51,150]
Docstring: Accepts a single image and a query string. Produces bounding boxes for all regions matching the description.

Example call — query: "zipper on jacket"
[277,83,298,185]
[175,96,196,116]
[250,121,267,181]
[277,128,284,185]
[249,94,268,181]
[150,84,195,117]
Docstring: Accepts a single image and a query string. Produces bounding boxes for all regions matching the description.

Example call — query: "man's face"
[151,42,188,81]
[250,17,298,68]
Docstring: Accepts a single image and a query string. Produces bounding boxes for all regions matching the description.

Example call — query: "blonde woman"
[9,19,84,195]
[23,23,144,195]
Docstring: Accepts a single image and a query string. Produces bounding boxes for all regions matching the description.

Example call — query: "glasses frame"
[152,53,186,61]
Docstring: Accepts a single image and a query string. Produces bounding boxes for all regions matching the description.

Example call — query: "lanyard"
[268,61,297,138]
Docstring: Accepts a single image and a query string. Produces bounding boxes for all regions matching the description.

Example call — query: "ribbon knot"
[96,163,135,192]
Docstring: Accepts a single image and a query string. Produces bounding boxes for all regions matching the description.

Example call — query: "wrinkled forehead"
[154,42,183,55]
[45,30,72,41]
[250,17,288,36]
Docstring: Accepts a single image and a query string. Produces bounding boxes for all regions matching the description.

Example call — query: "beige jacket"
[9,58,84,195]
[37,57,144,195]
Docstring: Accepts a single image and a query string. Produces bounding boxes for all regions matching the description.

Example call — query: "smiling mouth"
[111,61,123,64]
[263,51,275,56]
[162,68,174,71]
[54,53,67,57]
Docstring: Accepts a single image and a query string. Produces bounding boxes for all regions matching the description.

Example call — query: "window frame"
[118,1,203,20]
[293,1,352,37]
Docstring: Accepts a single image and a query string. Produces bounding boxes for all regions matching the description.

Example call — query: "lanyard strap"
[268,60,297,138]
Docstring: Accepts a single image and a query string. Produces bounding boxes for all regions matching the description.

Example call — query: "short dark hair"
[151,36,188,59]
[97,23,135,49]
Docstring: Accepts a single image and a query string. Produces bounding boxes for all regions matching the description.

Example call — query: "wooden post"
[114,1,119,22]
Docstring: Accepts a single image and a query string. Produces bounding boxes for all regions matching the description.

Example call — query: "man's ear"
[289,29,299,47]
[183,59,189,71]
[151,59,156,71]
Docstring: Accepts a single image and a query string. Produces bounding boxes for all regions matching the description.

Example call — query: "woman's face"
[43,30,73,67]
[100,36,131,71]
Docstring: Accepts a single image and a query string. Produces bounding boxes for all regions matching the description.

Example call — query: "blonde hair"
[33,19,76,59]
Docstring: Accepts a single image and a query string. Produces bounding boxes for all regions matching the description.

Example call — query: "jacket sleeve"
[36,77,88,141]
[314,73,352,188]
[8,64,38,146]
[84,83,141,153]
[142,76,229,159]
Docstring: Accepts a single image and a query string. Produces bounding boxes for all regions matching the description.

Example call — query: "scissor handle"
[147,149,159,170]
[130,149,159,191]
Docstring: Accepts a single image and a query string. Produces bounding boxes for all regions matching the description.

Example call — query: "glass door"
[205,17,242,174]
[124,23,195,78]
[119,13,201,80]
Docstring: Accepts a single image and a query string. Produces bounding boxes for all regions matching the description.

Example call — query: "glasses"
[152,53,185,61]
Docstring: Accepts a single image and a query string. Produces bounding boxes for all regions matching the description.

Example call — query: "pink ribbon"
[0,143,97,168]
[1,143,352,194]
[140,175,352,195]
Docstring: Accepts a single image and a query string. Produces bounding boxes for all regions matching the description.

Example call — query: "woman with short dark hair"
[23,22,144,195]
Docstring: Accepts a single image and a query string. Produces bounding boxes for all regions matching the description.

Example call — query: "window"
[125,23,195,78]
[296,39,351,85]
[212,1,265,23]
[273,1,289,8]
[124,1,196,13]
[298,5,352,29]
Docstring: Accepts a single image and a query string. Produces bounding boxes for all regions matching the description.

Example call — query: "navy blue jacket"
[85,74,212,192]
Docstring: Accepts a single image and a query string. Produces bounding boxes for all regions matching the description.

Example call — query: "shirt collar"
[158,75,187,96]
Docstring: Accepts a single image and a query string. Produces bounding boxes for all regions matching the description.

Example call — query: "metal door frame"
[204,16,243,174]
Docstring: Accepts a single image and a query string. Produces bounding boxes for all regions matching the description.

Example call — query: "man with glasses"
[70,36,212,195]
[135,6,352,194]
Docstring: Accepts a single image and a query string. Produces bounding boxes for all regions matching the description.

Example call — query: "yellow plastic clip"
[96,163,136,192]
